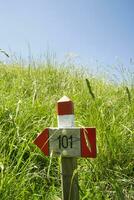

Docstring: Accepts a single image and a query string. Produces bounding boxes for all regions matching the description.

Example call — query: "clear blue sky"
[0,0,134,70]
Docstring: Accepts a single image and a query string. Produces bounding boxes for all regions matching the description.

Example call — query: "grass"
[0,61,133,200]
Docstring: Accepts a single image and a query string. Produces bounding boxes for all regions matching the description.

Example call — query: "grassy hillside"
[0,63,133,200]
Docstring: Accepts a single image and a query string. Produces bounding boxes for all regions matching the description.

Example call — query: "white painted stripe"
[57,114,75,128]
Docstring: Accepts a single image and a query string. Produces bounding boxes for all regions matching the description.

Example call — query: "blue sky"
[0,0,134,71]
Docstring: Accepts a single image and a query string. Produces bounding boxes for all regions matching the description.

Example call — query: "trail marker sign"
[33,96,97,200]
[34,127,96,158]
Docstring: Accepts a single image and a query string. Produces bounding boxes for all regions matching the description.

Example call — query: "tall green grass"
[0,62,133,200]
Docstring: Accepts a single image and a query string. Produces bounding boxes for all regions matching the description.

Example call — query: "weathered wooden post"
[57,96,79,200]
[34,96,96,200]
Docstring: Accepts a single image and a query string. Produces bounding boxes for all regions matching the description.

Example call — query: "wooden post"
[57,96,79,200]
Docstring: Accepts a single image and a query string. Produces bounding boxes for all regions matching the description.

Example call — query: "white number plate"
[49,128,81,157]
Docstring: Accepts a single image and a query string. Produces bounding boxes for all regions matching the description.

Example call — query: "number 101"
[57,135,73,149]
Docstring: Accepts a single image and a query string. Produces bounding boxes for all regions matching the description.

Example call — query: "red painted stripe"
[33,128,49,156]
[81,128,96,158]
[57,96,74,115]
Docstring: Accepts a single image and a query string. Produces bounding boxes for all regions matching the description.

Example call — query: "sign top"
[57,96,74,115]
[57,96,71,103]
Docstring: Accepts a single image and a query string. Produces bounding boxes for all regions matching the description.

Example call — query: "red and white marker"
[34,96,96,158]
[57,96,74,128]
